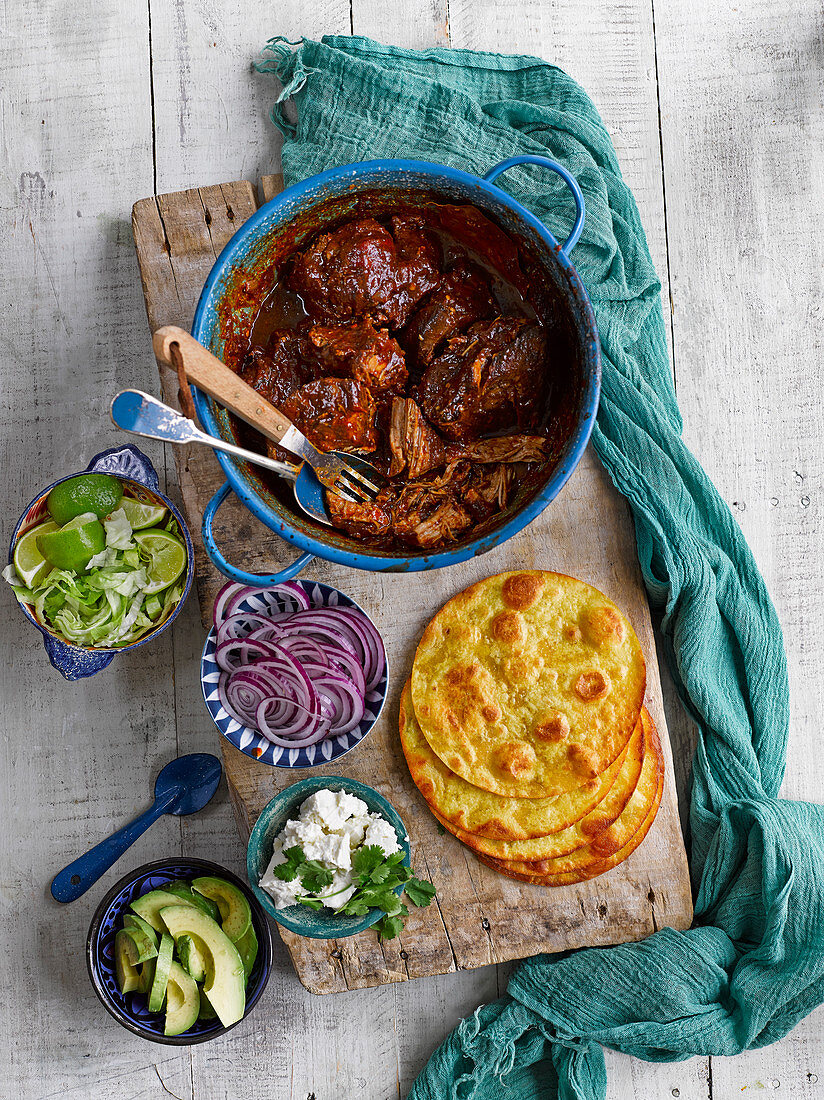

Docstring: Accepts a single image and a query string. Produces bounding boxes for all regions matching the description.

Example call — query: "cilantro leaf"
[361,888,406,915]
[375,915,404,940]
[368,862,392,885]
[436,821,446,836]
[404,877,436,908]
[297,896,324,911]
[351,844,388,878]
[272,845,307,882]
[341,896,371,917]
[331,844,436,938]
[299,860,335,893]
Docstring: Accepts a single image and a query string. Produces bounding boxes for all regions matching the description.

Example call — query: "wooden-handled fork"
[152,326,383,504]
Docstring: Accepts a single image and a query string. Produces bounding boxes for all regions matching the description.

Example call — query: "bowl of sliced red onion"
[201,580,388,768]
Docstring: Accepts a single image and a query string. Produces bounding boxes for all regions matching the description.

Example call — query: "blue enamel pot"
[8,445,194,680]
[191,156,601,584]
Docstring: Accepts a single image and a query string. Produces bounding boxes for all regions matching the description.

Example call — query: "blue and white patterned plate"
[86,857,272,1045]
[200,580,388,769]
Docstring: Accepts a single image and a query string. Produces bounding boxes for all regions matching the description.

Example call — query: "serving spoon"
[50,753,222,903]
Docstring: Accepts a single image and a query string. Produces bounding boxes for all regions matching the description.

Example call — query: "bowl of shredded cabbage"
[5,445,193,680]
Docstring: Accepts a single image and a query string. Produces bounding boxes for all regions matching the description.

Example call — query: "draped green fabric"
[258,35,824,1100]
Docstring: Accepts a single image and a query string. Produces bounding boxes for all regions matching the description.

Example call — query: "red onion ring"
[216,612,278,646]
[213,582,246,629]
[215,636,284,673]
[223,581,310,622]
[210,584,383,751]
[255,699,330,748]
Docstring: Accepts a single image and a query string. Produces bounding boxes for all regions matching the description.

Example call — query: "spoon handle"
[50,790,178,903]
[152,326,298,445]
[110,390,300,481]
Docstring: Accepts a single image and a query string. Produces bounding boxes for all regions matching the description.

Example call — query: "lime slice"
[47,474,123,525]
[13,520,59,586]
[37,515,106,571]
[119,496,167,530]
[134,529,187,594]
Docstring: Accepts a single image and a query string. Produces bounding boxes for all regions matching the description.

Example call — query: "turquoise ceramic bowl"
[246,777,411,939]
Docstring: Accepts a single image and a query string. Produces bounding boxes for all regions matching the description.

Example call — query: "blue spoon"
[50,752,222,903]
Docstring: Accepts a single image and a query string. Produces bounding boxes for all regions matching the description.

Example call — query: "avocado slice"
[148,932,174,1013]
[198,990,218,1021]
[164,960,200,1037]
[191,876,252,942]
[159,905,245,1028]
[114,930,140,994]
[233,923,259,983]
[123,913,159,949]
[164,881,221,923]
[138,956,156,995]
[121,923,158,964]
[177,934,207,983]
[130,888,199,933]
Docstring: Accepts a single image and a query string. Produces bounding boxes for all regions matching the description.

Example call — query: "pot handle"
[203,481,315,585]
[483,155,585,256]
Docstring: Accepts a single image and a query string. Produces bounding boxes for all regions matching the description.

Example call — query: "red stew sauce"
[235,204,562,552]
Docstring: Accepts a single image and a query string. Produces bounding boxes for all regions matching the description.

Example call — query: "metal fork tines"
[279,425,384,504]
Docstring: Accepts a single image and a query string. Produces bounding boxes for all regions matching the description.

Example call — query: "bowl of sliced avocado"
[86,857,273,1044]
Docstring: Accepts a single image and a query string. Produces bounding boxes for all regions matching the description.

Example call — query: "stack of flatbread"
[400,570,664,885]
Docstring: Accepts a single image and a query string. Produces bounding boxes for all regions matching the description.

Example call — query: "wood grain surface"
[1,0,822,1096]
[132,175,692,993]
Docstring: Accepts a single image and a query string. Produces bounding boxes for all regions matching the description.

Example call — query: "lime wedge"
[13,520,59,586]
[61,512,100,530]
[47,474,123,525]
[119,496,167,531]
[134,529,187,594]
[37,516,106,571]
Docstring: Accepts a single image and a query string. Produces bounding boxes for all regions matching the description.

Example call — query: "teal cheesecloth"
[257,35,824,1100]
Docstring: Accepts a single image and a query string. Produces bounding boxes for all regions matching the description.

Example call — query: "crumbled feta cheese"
[280,817,324,851]
[259,873,302,909]
[259,787,402,911]
[300,788,368,831]
[305,830,351,869]
[340,816,367,849]
[363,814,401,856]
[318,871,357,911]
[259,839,303,908]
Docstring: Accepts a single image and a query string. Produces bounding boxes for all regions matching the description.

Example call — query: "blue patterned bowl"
[200,580,388,769]
[8,445,194,680]
[86,857,273,1045]
[247,777,411,939]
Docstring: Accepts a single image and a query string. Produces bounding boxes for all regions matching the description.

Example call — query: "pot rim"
[192,157,601,573]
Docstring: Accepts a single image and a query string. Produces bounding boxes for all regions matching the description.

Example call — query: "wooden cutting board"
[132,176,693,994]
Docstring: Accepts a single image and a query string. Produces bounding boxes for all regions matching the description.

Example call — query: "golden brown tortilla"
[400,679,632,841]
[432,712,647,861]
[477,711,664,884]
[411,570,646,797]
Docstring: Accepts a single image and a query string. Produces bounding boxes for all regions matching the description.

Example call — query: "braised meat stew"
[232,202,575,552]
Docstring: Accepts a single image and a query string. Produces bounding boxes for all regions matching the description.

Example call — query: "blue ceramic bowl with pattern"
[86,857,273,1045]
[246,776,411,939]
[8,445,194,680]
[200,579,388,769]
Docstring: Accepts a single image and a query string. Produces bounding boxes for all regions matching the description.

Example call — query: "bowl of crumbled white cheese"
[247,777,411,938]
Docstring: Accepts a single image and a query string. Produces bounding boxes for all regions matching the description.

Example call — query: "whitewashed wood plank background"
[0,0,821,1097]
